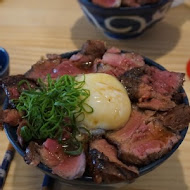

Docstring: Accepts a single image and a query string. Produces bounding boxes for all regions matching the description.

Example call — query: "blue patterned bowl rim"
[78,0,173,11]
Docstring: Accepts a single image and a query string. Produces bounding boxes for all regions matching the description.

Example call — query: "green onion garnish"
[14,75,93,155]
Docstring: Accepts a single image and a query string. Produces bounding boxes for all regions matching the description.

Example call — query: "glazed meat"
[0,75,37,100]
[25,40,106,80]
[25,57,62,79]
[25,139,86,180]
[0,109,22,127]
[96,50,144,77]
[0,108,27,146]
[88,139,139,183]
[159,104,190,131]
[106,108,181,165]
[120,66,185,111]
[25,41,144,80]
[80,39,106,58]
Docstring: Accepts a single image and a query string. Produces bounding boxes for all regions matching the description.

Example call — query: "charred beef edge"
[2,50,189,181]
[88,148,138,183]
[137,56,189,174]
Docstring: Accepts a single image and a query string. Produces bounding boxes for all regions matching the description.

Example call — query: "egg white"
[76,73,131,130]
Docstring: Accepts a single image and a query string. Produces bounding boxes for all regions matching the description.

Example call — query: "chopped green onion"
[14,74,93,155]
[20,126,32,142]
[64,142,83,156]
[17,80,32,93]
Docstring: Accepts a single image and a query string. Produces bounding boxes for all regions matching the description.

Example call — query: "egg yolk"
[76,73,131,130]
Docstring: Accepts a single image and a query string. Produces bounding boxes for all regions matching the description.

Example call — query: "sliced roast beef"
[25,40,144,80]
[158,104,190,131]
[97,51,144,77]
[146,66,184,95]
[50,59,91,78]
[106,108,180,166]
[0,75,37,100]
[106,47,121,54]
[102,52,144,69]
[52,152,86,180]
[25,138,86,180]
[0,108,28,146]
[121,65,185,111]
[25,40,106,79]
[26,57,93,80]
[25,57,62,79]
[89,149,127,183]
[80,40,106,57]
[0,109,22,127]
[39,138,64,167]
[88,139,138,183]
[120,67,144,101]
[25,139,63,167]
[137,93,176,111]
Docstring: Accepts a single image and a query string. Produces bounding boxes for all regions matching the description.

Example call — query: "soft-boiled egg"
[76,73,131,130]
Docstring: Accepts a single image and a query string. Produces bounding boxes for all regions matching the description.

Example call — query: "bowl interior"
[3,51,189,186]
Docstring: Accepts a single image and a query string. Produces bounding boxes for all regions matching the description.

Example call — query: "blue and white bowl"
[78,0,174,39]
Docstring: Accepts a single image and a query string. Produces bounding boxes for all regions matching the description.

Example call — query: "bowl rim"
[78,0,173,11]
[0,47,9,77]
[3,50,189,186]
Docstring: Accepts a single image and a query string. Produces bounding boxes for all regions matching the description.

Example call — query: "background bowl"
[3,50,189,187]
[78,0,174,39]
